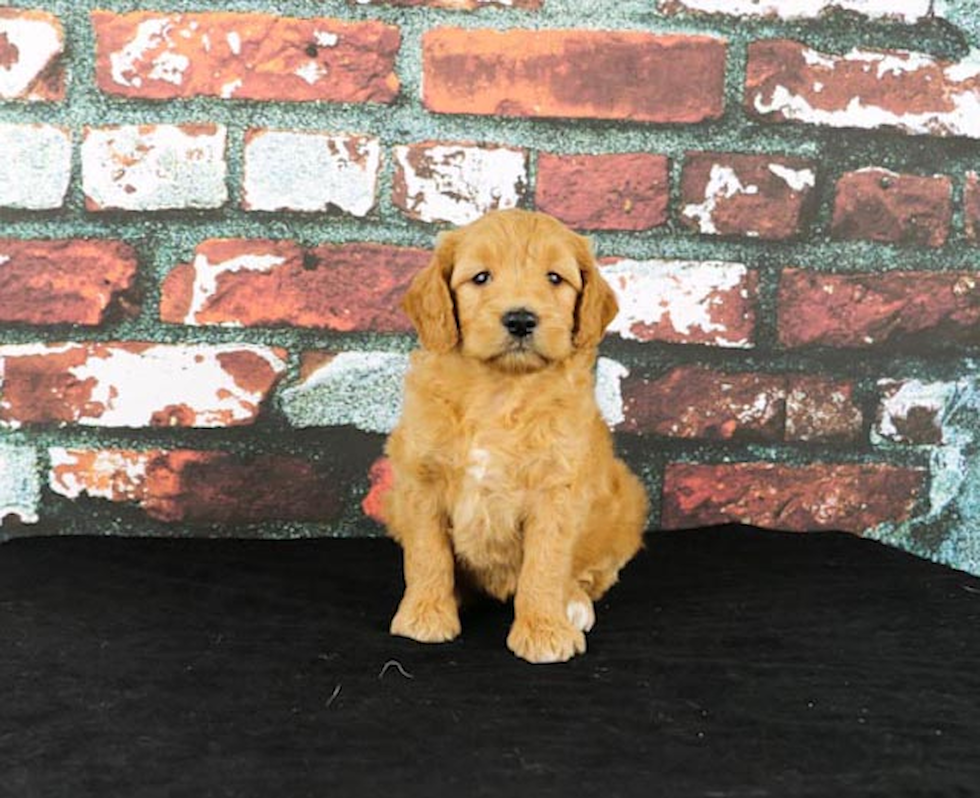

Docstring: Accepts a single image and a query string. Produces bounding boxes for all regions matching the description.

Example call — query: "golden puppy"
[384,209,648,664]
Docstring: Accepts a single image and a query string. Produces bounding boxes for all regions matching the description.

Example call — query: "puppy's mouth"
[487,338,550,371]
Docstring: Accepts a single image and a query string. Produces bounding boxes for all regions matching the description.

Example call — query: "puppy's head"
[402,210,618,372]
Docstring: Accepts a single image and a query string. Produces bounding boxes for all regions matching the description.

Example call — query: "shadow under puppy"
[384,209,648,664]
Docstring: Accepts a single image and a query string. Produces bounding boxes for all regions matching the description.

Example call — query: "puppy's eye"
[547,272,563,286]
[472,271,491,286]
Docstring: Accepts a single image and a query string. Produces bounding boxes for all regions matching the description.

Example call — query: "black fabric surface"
[3,526,980,798]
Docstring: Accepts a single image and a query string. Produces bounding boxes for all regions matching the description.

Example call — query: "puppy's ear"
[572,234,619,348]
[402,230,459,352]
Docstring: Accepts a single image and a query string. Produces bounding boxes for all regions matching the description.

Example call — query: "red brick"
[535,153,669,231]
[0,240,139,326]
[0,343,287,428]
[92,11,400,103]
[661,462,926,533]
[619,367,862,443]
[620,367,785,440]
[786,377,864,443]
[353,0,541,6]
[161,239,428,331]
[50,449,342,524]
[362,457,393,525]
[778,269,980,348]
[966,172,980,244]
[423,28,726,123]
[0,9,65,101]
[831,169,952,248]
[746,40,980,139]
[680,152,817,240]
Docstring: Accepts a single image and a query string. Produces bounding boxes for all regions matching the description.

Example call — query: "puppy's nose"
[501,308,538,338]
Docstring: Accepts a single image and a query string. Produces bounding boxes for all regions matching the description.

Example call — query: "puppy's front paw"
[507,615,586,664]
[390,594,461,644]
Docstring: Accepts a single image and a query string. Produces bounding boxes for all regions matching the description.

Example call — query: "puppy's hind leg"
[387,487,461,644]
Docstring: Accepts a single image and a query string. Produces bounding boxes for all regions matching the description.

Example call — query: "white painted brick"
[0,343,286,428]
[0,124,72,209]
[81,124,228,211]
[394,142,528,225]
[48,448,150,502]
[243,130,381,215]
[873,379,959,445]
[0,444,40,525]
[0,10,63,100]
[601,259,756,348]
[750,46,980,139]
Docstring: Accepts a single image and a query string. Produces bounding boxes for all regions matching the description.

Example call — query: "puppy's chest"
[447,393,574,536]
[448,437,527,583]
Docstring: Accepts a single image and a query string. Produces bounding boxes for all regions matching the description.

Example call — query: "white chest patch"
[466,448,492,483]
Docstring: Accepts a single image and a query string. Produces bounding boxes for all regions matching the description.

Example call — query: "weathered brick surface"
[280,350,630,432]
[50,449,343,524]
[966,172,980,245]
[680,152,817,240]
[393,142,528,225]
[0,124,71,210]
[0,445,40,526]
[92,11,400,103]
[3,0,977,559]
[660,0,933,21]
[785,377,864,443]
[161,239,428,330]
[602,259,757,348]
[82,124,228,212]
[0,343,287,428]
[831,169,952,248]
[535,153,670,232]
[778,269,980,348]
[661,462,926,533]
[242,130,381,215]
[0,8,65,101]
[619,367,862,442]
[362,457,393,525]
[873,379,958,446]
[0,239,139,326]
[620,367,786,440]
[281,352,409,433]
[746,40,980,139]
[423,28,727,123]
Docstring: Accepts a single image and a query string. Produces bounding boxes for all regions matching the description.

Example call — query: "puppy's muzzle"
[501,308,538,339]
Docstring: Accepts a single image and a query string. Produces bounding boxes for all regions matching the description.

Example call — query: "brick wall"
[2,1,980,575]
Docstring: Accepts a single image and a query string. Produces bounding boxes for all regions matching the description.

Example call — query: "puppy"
[384,209,648,664]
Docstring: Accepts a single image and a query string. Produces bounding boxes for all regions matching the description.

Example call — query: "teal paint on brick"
[281,352,409,433]
[0,444,40,529]
[867,369,980,575]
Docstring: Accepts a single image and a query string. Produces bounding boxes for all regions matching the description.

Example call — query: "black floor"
[3,526,980,798]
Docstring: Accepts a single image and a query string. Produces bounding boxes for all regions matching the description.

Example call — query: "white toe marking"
[566,599,595,633]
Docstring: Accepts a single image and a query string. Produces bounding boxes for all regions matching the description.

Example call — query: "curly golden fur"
[384,209,648,664]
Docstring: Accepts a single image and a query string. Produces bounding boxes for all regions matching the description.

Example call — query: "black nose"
[501,308,538,338]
